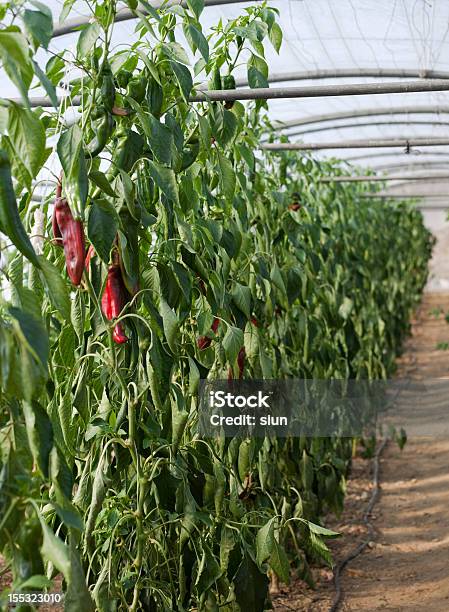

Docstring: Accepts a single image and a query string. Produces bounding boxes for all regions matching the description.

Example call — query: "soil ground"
[273,293,449,611]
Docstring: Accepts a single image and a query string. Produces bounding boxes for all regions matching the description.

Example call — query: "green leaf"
[269,540,290,583]
[7,103,46,188]
[338,296,353,320]
[231,283,251,318]
[147,160,179,204]
[217,150,235,202]
[71,290,85,344]
[58,325,75,368]
[234,555,269,612]
[160,297,179,353]
[269,21,283,53]
[187,24,209,61]
[53,501,84,532]
[218,109,238,147]
[23,8,53,49]
[256,517,275,566]
[59,0,76,23]
[77,22,101,58]
[0,30,33,107]
[222,325,244,364]
[19,575,52,590]
[23,400,53,478]
[307,521,340,538]
[88,200,118,263]
[57,124,88,218]
[170,61,193,102]
[171,392,188,452]
[36,513,94,610]
[0,149,39,266]
[244,321,260,364]
[270,263,286,296]
[237,144,255,171]
[39,518,71,576]
[38,255,71,320]
[32,59,58,108]
[247,66,268,89]
[127,100,173,166]
[300,450,314,490]
[45,54,65,85]
[89,169,117,197]
[195,542,221,592]
[186,0,204,19]
[162,42,191,65]
[188,356,200,394]
[9,306,48,369]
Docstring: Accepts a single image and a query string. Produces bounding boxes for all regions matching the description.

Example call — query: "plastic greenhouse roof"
[2,0,449,199]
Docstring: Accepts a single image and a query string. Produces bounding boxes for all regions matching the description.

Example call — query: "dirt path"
[274,293,449,612]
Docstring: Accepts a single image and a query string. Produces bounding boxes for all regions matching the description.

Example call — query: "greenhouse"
[0,1,448,610]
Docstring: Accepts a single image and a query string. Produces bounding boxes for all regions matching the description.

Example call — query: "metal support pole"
[345,151,449,162]
[272,106,449,130]
[21,80,449,109]
[190,79,449,102]
[374,161,449,172]
[360,193,449,198]
[280,120,449,138]
[261,138,449,151]
[235,68,449,87]
[320,174,449,183]
[52,0,256,38]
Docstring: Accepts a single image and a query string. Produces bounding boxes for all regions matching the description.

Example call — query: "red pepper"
[197,317,220,350]
[197,335,212,351]
[288,202,301,211]
[101,264,129,344]
[53,197,85,286]
[250,317,259,327]
[85,244,95,270]
[237,347,245,379]
[52,181,63,247]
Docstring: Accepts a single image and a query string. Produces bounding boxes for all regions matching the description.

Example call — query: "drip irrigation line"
[329,437,389,612]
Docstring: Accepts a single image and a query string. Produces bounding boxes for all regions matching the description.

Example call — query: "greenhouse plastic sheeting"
[2,1,449,174]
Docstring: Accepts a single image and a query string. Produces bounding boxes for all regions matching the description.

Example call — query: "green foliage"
[0,2,433,611]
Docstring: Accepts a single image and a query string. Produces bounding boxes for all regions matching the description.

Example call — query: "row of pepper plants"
[0,1,433,610]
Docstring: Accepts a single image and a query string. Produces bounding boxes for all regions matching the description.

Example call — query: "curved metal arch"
[236,68,449,88]
[262,138,449,151]
[320,173,449,183]
[344,151,449,162]
[282,120,449,138]
[52,0,253,38]
[374,161,449,172]
[273,106,449,130]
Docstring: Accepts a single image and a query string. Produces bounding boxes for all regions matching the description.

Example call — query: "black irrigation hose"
[329,436,389,612]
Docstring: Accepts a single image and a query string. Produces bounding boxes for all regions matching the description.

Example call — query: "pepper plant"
[0,1,433,611]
